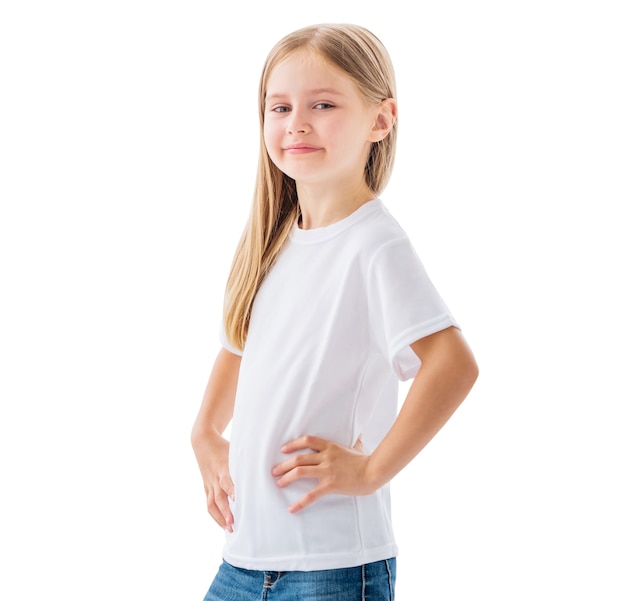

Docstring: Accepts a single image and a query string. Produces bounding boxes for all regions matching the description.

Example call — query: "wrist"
[364,453,393,492]
[191,424,227,454]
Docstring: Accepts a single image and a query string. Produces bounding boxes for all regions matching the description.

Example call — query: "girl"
[192,23,478,600]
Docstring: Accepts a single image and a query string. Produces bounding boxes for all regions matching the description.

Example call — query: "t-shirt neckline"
[290,198,381,244]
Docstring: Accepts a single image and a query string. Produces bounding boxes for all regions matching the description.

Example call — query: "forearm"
[192,350,239,432]
[191,348,241,471]
[191,408,232,479]
[191,349,241,528]
[367,328,478,488]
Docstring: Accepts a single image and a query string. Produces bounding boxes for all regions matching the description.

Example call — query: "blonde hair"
[223,23,398,350]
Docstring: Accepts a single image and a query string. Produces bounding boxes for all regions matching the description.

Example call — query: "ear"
[368,98,397,142]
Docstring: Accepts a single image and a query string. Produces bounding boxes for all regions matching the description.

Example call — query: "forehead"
[265,49,358,96]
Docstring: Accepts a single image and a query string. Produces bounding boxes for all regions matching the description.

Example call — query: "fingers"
[288,485,327,514]
[273,435,373,513]
[220,473,235,502]
[276,465,320,489]
[272,451,319,479]
[281,435,328,454]
[206,481,235,532]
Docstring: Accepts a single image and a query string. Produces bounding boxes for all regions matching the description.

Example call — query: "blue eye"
[313,103,334,110]
[271,106,290,113]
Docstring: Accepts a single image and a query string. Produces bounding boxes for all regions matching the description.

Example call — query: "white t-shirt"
[219,199,458,571]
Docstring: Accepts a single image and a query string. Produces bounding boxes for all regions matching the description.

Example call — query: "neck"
[297,179,375,230]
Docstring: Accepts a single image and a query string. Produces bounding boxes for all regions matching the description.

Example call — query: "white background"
[1,1,624,599]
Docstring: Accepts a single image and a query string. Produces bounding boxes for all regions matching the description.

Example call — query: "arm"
[273,326,478,512]
[191,348,241,531]
[366,325,478,487]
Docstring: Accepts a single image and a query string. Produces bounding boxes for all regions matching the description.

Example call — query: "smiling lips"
[283,143,322,154]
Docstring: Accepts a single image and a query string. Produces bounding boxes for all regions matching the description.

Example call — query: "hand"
[199,435,235,532]
[191,349,241,533]
[271,435,376,513]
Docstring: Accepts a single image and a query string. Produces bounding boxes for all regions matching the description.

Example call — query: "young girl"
[192,23,478,600]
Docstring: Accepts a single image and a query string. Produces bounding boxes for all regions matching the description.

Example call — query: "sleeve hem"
[218,324,244,356]
[389,314,459,381]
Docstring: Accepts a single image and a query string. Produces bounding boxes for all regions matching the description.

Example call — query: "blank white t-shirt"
[219,198,457,571]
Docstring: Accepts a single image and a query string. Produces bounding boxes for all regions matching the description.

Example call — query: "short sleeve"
[367,237,458,381]
[218,321,244,356]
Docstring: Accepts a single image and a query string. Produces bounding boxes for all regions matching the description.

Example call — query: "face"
[263,50,382,190]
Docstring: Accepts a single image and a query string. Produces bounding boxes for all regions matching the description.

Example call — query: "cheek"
[262,121,270,148]
[263,123,283,167]
[264,116,280,141]
[263,122,280,155]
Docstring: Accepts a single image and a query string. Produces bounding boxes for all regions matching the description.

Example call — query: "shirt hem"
[222,543,399,572]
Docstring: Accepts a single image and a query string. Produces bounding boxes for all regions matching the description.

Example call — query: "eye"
[313,102,334,110]
[270,105,291,113]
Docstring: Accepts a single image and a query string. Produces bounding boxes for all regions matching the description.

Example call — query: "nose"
[286,108,310,135]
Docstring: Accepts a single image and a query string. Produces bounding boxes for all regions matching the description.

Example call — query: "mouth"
[283,144,321,154]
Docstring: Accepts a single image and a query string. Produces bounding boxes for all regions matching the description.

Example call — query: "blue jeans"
[203,558,396,600]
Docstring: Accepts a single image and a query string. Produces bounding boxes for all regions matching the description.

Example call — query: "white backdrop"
[1,1,624,599]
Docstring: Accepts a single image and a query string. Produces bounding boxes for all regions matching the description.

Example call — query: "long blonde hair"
[223,23,398,350]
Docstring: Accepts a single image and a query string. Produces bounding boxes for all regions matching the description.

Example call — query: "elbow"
[454,328,479,395]
[461,352,479,398]
[469,360,479,390]
[190,420,202,451]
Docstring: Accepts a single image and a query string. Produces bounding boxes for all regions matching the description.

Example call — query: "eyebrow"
[266,88,345,101]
